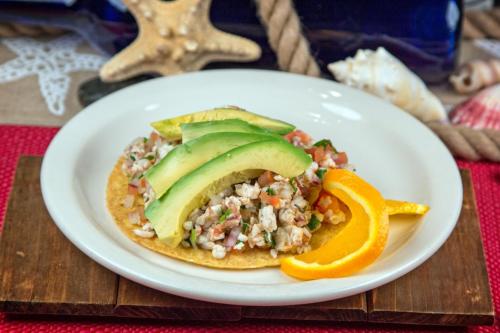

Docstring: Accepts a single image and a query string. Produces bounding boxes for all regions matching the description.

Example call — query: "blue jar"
[0,0,462,83]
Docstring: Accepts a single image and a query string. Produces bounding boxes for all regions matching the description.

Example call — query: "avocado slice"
[145,139,312,247]
[145,132,276,198]
[150,107,295,140]
[181,119,278,143]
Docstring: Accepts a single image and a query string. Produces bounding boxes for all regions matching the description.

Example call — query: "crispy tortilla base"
[107,158,346,269]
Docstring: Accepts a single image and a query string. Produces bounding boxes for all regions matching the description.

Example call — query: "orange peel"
[281,169,389,280]
[386,199,429,216]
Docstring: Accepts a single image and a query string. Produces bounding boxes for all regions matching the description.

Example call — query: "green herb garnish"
[189,229,197,248]
[143,137,148,143]
[130,155,136,161]
[145,155,155,161]
[266,187,276,196]
[264,231,276,248]
[307,215,321,231]
[290,177,298,193]
[313,139,337,152]
[219,209,231,223]
[315,168,327,180]
[241,221,250,233]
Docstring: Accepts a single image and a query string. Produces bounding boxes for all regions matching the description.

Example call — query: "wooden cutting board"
[0,157,494,326]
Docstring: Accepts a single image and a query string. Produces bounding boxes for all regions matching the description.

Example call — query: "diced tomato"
[128,184,138,195]
[284,130,312,145]
[260,191,281,209]
[314,147,326,162]
[333,152,348,165]
[309,147,326,163]
[258,170,274,187]
[284,131,295,142]
[305,146,330,164]
[149,131,160,143]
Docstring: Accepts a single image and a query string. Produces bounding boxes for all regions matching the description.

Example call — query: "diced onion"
[133,229,155,238]
[224,227,240,249]
[129,178,140,187]
[128,211,141,225]
[123,194,135,208]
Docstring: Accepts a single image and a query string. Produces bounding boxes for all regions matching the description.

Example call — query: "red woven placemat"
[0,125,498,333]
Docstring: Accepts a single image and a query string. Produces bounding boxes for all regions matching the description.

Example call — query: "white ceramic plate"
[41,69,462,306]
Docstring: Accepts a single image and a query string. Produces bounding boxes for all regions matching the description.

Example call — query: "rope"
[255,0,500,162]
[256,0,320,77]
[426,122,500,162]
[0,22,65,38]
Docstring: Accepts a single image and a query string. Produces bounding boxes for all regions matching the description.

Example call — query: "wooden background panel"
[368,170,494,326]
[115,277,241,320]
[0,157,118,316]
[243,294,366,322]
[0,158,494,326]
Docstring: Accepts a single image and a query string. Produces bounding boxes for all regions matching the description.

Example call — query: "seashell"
[450,59,500,94]
[449,84,500,130]
[328,47,446,122]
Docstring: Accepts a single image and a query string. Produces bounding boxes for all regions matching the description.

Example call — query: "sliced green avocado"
[145,132,276,198]
[145,139,312,247]
[150,107,295,140]
[181,119,278,143]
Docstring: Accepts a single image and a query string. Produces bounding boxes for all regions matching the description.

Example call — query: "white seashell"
[449,84,500,130]
[328,47,446,122]
[450,59,500,94]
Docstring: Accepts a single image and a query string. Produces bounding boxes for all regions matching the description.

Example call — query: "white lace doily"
[0,34,107,116]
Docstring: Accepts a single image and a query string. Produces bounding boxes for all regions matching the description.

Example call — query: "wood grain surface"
[115,277,241,320]
[0,157,494,326]
[0,156,118,316]
[242,295,366,322]
[368,170,494,326]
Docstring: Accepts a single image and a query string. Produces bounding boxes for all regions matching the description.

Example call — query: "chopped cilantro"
[289,177,298,193]
[145,155,155,161]
[130,155,136,161]
[307,215,321,231]
[143,137,148,143]
[315,168,327,180]
[264,231,276,248]
[313,139,338,153]
[266,187,276,196]
[219,209,231,223]
[189,229,197,248]
[241,221,250,233]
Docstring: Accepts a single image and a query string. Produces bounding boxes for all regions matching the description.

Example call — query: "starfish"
[0,34,106,115]
[100,0,261,82]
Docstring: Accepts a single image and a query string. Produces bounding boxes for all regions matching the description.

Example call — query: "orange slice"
[386,199,429,216]
[281,169,389,280]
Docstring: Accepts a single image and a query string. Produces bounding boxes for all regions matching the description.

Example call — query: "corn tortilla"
[107,158,346,269]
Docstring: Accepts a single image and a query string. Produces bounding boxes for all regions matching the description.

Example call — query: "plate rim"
[40,69,462,306]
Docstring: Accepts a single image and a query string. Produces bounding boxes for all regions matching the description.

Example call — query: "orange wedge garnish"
[281,169,389,280]
[386,199,429,216]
